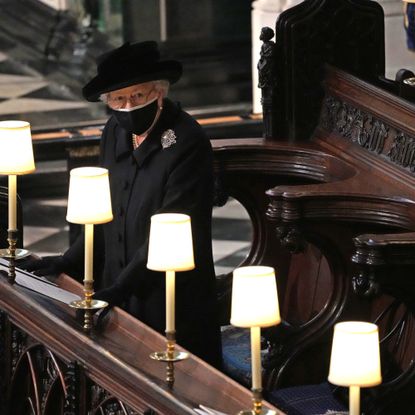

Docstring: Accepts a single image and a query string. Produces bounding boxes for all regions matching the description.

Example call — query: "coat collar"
[114,98,180,166]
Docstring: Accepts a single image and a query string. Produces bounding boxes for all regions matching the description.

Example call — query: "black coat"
[64,99,222,367]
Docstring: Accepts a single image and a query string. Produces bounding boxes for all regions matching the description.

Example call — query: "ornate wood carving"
[321,95,390,155]
[320,93,415,175]
[0,310,8,415]
[258,27,277,139]
[388,132,415,172]
[275,224,307,254]
[0,316,153,415]
[64,361,79,415]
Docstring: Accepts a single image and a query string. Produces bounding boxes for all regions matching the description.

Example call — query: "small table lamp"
[231,265,281,415]
[328,321,382,415]
[0,120,35,283]
[66,167,113,332]
[147,213,195,387]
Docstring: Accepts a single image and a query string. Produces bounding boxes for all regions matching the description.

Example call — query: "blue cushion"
[221,326,252,386]
[269,382,347,415]
[221,327,347,415]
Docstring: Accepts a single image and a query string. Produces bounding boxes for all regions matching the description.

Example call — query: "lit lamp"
[147,213,194,388]
[66,167,113,332]
[231,266,280,415]
[0,120,35,284]
[328,321,382,415]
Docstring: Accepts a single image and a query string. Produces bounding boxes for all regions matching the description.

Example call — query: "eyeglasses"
[106,87,156,109]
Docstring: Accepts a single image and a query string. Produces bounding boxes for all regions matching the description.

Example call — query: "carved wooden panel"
[320,94,415,174]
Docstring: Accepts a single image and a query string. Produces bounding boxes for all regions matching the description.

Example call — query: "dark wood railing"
[0,272,280,415]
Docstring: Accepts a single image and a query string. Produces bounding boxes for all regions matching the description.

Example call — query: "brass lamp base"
[69,299,108,332]
[150,331,188,388]
[0,229,27,284]
[69,298,108,310]
[0,248,30,259]
[238,388,277,415]
[150,350,189,362]
[69,280,108,333]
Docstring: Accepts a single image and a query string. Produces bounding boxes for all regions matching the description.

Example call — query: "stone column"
[251,0,302,114]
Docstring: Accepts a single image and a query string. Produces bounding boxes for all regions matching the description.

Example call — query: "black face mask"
[112,97,159,135]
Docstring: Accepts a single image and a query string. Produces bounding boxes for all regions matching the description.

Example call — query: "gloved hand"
[94,285,126,308]
[18,255,68,277]
[76,285,127,330]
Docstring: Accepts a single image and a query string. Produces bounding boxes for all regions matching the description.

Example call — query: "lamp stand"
[150,330,189,388]
[69,279,108,333]
[349,385,360,415]
[0,229,30,284]
[238,388,276,415]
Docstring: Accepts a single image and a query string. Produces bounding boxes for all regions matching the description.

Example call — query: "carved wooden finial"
[259,26,274,42]
[258,26,276,89]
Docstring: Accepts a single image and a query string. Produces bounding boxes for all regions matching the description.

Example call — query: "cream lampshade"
[147,213,195,272]
[231,265,281,328]
[66,167,113,224]
[231,265,280,415]
[0,120,35,175]
[328,321,382,415]
[0,121,35,278]
[0,120,35,230]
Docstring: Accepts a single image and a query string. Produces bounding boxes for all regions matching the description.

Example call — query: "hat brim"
[82,60,182,102]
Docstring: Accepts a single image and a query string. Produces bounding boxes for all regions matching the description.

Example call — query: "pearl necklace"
[132,133,146,149]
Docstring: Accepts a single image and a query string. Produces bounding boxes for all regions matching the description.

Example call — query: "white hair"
[99,79,170,103]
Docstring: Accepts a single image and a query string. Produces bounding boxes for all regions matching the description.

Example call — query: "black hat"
[82,41,183,102]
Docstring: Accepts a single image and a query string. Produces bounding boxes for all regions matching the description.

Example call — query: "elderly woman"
[23,41,222,368]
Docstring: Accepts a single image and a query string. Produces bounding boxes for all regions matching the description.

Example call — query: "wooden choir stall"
[213,0,415,414]
[1,0,415,414]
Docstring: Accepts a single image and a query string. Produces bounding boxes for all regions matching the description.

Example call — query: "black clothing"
[64,99,222,367]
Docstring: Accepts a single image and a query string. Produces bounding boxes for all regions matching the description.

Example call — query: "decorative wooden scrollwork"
[351,268,380,298]
[63,361,79,415]
[7,342,67,415]
[321,95,389,155]
[91,394,139,415]
[0,318,146,415]
[275,224,307,254]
